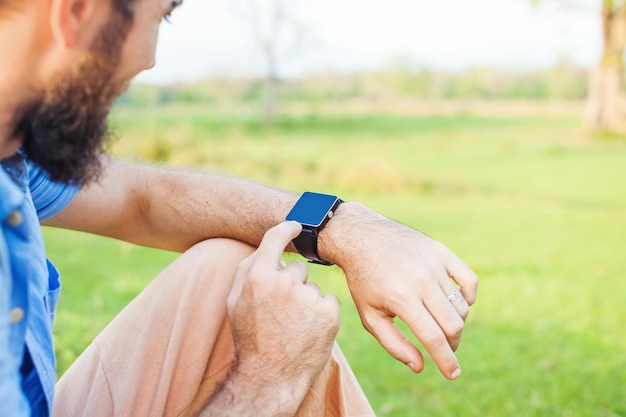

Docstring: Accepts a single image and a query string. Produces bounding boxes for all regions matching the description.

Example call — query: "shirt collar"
[0,153,27,220]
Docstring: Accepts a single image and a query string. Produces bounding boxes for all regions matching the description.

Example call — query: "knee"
[185,238,255,274]
[189,238,254,261]
[165,239,255,294]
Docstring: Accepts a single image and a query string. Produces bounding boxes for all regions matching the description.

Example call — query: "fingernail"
[450,368,462,379]
[407,362,415,372]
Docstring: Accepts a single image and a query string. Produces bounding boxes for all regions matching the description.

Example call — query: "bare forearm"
[195,368,305,417]
[135,165,299,252]
[138,165,374,266]
[46,159,300,252]
[47,158,384,268]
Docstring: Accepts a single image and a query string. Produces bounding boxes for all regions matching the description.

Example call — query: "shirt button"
[6,211,23,227]
[10,308,24,324]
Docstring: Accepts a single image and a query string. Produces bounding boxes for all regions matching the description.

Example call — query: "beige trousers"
[53,239,374,417]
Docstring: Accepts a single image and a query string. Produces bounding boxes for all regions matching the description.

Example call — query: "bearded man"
[0,0,478,416]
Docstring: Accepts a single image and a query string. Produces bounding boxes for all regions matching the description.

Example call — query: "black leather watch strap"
[292,226,332,265]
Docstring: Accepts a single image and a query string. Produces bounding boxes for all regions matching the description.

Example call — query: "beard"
[13,10,131,185]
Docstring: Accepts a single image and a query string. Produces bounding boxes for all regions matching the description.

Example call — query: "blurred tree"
[534,0,626,133]
[585,0,626,133]
[229,0,315,124]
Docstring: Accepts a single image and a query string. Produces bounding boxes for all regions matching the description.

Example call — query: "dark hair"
[15,0,136,184]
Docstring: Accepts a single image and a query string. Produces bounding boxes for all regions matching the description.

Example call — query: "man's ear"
[49,0,97,48]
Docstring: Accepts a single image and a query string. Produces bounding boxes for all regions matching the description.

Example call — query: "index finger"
[254,221,303,269]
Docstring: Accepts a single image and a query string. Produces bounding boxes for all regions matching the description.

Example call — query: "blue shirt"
[1,153,79,416]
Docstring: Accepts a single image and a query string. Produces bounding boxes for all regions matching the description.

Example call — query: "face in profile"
[14,7,132,185]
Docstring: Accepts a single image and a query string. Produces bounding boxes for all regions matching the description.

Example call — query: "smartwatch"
[285,191,343,265]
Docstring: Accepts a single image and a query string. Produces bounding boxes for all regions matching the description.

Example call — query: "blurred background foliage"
[118,61,590,107]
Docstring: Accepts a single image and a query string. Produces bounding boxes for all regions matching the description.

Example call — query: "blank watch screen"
[286,192,339,227]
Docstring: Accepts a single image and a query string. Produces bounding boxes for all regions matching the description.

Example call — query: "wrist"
[284,192,342,265]
[232,365,309,416]
[317,200,383,269]
[200,364,307,417]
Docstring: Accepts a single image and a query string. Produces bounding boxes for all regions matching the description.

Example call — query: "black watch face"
[286,192,340,227]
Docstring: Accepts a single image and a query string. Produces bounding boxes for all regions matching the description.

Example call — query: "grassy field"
[44,100,626,416]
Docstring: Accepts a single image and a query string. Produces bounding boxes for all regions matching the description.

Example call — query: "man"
[0,0,479,416]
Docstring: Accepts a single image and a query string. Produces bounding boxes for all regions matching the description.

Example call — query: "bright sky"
[135,0,602,84]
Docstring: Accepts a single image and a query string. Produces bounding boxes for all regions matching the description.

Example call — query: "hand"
[321,203,479,380]
[226,221,340,405]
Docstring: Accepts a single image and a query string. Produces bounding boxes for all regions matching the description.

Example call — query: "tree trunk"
[583,5,626,133]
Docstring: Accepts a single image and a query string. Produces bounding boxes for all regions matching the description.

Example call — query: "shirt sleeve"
[25,161,81,222]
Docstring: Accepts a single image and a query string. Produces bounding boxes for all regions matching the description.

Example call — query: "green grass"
[45,101,626,416]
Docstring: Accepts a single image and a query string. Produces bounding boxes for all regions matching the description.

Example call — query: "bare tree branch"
[225,0,317,123]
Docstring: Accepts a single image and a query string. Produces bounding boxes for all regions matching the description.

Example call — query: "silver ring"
[447,288,463,304]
